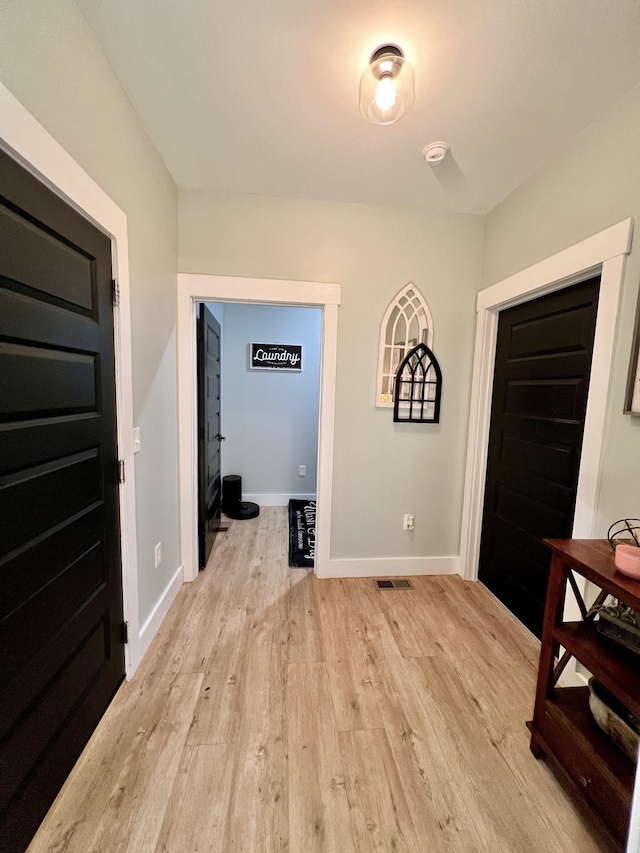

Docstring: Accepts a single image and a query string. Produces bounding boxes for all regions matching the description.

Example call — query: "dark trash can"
[222,474,259,520]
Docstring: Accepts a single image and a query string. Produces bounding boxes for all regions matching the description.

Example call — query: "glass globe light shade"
[359,47,415,125]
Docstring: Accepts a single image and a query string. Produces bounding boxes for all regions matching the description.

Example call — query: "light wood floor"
[28,508,608,853]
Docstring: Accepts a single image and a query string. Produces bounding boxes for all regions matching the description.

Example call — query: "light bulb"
[359,45,414,124]
[375,74,396,112]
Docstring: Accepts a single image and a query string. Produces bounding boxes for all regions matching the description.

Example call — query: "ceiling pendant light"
[359,45,415,125]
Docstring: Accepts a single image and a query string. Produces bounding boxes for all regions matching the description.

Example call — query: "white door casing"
[177,273,340,582]
[460,218,633,583]
[458,218,639,853]
[0,82,142,677]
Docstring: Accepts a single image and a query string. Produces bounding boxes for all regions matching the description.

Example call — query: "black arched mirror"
[393,343,442,423]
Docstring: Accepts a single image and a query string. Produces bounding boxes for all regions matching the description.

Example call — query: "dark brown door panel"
[0,618,109,805]
[197,303,222,569]
[0,149,124,853]
[1,449,103,556]
[479,278,600,637]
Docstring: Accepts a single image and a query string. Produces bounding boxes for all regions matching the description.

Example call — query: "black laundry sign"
[250,343,302,370]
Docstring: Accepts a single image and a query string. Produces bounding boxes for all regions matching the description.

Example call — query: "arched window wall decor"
[376,283,433,408]
[393,343,442,423]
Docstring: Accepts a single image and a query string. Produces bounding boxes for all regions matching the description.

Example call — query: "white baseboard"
[558,662,590,688]
[319,555,460,579]
[131,564,183,675]
[243,493,317,506]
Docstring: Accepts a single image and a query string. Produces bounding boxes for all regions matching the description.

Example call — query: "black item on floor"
[222,474,260,520]
[288,499,316,567]
[229,502,260,520]
[222,474,241,515]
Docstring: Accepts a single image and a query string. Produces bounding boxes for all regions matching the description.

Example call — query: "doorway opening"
[178,274,340,582]
[0,146,126,853]
[0,83,142,676]
[477,277,601,637]
[460,218,633,638]
[197,300,322,570]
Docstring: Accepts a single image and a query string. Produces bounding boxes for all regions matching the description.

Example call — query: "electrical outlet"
[154,542,162,567]
[403,514,415,531]
[299,465,306,477]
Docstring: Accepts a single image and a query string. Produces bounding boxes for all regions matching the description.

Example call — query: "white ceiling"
[76,0,640,214]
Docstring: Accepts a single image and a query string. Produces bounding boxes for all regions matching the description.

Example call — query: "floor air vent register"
[374,579,413,590]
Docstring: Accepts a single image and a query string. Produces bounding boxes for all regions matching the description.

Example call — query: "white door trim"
[0,82,142,677]
[177,273,340,581]
[460,218,634,581]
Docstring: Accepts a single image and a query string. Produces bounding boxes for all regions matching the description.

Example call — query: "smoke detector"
[423,142,450,165]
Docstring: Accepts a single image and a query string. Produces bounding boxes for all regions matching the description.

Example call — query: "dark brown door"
[478,278,600,638]
[0,151,125,853]
[197,303,222,568]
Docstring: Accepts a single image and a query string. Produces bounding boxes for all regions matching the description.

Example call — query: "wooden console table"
[528,539,640,850]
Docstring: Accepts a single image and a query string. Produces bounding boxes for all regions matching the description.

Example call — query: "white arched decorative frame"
[376,282,434,408]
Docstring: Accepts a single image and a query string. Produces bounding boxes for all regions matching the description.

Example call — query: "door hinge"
[121,621,130,644]
[111,278,120,306]
[118,460,125,483]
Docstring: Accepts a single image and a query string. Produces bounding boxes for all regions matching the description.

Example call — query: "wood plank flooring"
[27,508,609,853]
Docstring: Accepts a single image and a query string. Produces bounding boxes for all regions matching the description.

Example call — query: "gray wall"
[211,303,321,501]
[1,0,180,623]
[483,82,640,532]
[180,190,485,559]
[9,0,633,594]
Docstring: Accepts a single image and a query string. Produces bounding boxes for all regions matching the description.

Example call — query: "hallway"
[28,508,607,852]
